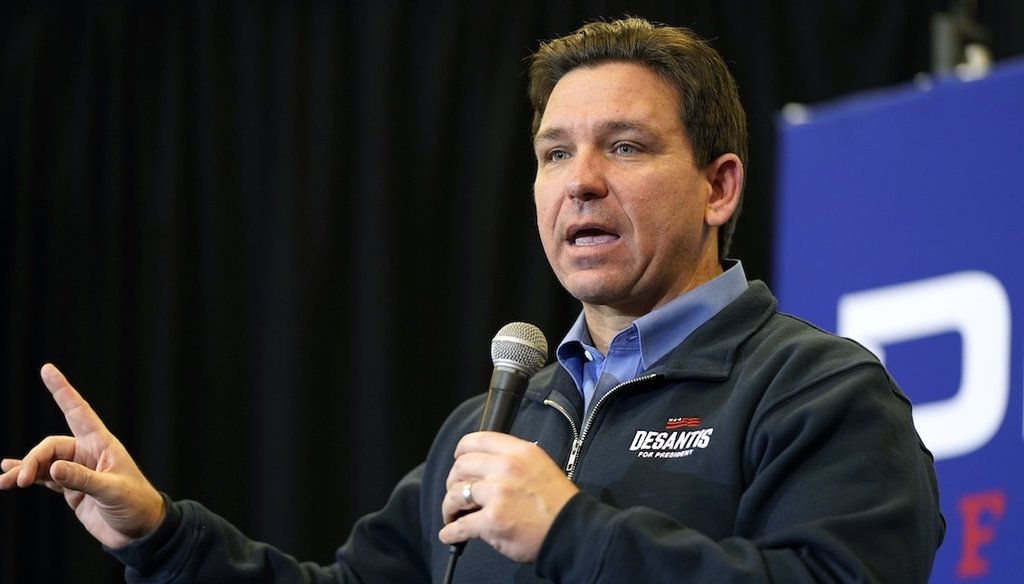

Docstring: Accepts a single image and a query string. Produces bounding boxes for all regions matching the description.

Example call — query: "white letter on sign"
[837,271,1011,461]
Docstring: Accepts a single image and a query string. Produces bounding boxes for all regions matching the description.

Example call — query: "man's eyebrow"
[533,127,566,145]
[533,120,658,146]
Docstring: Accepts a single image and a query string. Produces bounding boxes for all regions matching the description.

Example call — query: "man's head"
[529,18,746,323]
[528,17,747,259]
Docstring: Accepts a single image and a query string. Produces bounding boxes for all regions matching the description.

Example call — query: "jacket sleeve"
[108,464,431,583]
[535,363,945,583]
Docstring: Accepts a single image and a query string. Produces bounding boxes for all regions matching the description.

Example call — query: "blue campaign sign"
[775,58,1024,583]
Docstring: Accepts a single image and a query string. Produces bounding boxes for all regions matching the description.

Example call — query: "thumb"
[50,460,105,495]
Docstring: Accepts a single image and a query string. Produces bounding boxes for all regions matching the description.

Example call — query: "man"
[1,17,943,583]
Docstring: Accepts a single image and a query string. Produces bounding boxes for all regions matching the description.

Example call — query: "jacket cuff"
[105,492,184,575]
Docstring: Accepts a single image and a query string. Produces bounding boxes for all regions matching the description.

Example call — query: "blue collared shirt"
[555,261,749,415]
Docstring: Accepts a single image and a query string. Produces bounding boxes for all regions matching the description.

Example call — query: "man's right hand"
[0,363,166,549]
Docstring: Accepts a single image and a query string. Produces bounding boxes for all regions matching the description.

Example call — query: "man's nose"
[566,150,608,202]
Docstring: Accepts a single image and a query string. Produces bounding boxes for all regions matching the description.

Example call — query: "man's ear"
[704,153,744,228]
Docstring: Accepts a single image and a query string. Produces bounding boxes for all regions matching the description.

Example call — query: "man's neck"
[582,261,724,355]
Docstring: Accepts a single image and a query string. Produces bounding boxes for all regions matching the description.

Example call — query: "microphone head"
[491,322,548,377]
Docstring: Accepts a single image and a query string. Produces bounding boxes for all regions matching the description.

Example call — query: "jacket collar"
[525,281,777,407]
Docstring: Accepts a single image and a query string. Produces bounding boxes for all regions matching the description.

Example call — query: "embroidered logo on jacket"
[665,417,700,430]
[629,417,713,459]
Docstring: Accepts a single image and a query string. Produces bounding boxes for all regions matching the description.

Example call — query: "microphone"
[478,321,549,433]
[443,322,548,584]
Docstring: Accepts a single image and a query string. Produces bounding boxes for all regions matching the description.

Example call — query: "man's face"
[533,61,722,316]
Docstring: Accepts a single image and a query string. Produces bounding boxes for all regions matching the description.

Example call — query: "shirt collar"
[556,260,748,379]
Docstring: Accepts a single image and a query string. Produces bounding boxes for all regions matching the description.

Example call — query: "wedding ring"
[461,481,476,506]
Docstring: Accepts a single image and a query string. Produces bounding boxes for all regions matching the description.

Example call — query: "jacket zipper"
[544,373,659,481]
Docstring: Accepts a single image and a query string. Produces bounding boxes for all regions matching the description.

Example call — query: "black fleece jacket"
[111,281,945,583]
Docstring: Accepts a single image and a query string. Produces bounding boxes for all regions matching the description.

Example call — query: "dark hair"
[528,17,747,257]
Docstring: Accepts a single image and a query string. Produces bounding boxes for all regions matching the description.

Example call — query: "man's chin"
[564,280,627,307]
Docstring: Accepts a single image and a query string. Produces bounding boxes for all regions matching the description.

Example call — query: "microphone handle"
[443,546,462,584]
[444,366,530,583]
[478,366,529,432]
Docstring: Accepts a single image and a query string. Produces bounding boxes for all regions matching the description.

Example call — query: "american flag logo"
[665,417,701,430]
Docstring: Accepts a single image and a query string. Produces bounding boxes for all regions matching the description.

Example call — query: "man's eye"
[548,150,569,162]
[615,143,638,155]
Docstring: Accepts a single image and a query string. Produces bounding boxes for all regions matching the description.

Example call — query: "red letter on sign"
[956,490,1006,579]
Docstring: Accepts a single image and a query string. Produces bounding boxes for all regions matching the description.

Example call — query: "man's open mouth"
[570,228,620,246]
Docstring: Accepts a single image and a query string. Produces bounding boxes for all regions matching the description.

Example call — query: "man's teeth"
[574,233,618,245]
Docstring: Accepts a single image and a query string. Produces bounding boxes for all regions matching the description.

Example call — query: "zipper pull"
[565,437,583,477]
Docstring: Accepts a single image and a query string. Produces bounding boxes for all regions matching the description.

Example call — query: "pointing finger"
[40,364,108,439]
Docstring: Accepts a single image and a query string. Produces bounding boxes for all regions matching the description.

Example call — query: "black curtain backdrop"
[2,1,1022,582]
